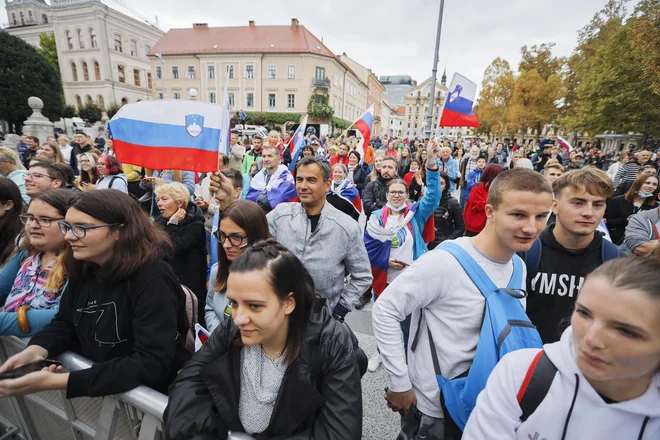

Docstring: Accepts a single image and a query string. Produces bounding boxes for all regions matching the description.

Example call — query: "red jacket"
[329,155,349,167]
[464,184,489,233]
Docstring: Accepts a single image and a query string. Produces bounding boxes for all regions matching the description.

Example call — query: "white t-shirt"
[60,145,73,165]
[386,214,414,284]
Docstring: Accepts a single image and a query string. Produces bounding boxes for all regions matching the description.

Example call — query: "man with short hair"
[493,142,507,165]
[207,168,245,268]
[615,148,656,186]
[524,168,617,343]
[242,135,263,174]
[69,132,92,174]
[265,156,372,319]
[20,136,40,168]
[544,162,564,185]
[246,146,296,213]
[228,134,244,172]
[363,156,397,217]
[0,146,29,203]
[372,168,553,437]
[24,162,65,197]
[566,151,585,170]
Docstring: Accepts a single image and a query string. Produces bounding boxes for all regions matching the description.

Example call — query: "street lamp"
[155,52,165,99]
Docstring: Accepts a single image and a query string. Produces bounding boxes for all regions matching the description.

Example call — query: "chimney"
[249,20,256,27]
[193,23,208,29]
[291,18,299,29]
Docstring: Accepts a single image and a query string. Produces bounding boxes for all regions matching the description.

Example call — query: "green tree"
[62,105,78,118]
[0,32,64,131]
[106,103,123,120]
[37,33,59,76]
[629,0,660,95]
[78,103,103,124]
[475,57,515,137]
[307,94,334,121]
[508,69,562,139]
[519,43,564,81]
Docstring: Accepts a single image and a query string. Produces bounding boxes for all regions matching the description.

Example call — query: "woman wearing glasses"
[205,200,269,333]
[0,189,78,336]
[0,190,191,399]
[74,152,99,191]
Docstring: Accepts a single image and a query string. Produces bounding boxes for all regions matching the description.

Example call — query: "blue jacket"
[438,157,458,192]
[466,168,484,198]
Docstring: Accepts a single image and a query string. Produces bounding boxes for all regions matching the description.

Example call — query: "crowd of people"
[0,128,658,440]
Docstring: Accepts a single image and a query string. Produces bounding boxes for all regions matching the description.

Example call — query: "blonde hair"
[553,166,613,199]
[370,150,386,182]
[0,146,25,170]
[544,159,564,173]
[154,182,190,208]
[57,136,69,144]
[44,253,67,291]
[42,142,65,163]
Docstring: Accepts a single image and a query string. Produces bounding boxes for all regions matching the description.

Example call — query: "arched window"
[121,97,128,105]
[82,62,89,81]
[113,33,122,52]
[147,72,152,89]
[71,62,78,81]
[130,40,138,57]
[11,13,16,26]
[133,69,140,87]
[89,28,97,48]
[20,12,24,25]
[65,30,73,50]
[117,65,125,83]
[77,29,84,49]
[28,11,33,23]
[98,95,105,110]
[75,95,83,108]
[94,61,101,80]
[42,14,48,24]
[86,95,93,105]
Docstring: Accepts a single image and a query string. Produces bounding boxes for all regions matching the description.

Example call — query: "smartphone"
[0,360,63,380]
[384,387,422,419]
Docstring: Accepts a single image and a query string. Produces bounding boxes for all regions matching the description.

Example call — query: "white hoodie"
[463,327,660,439]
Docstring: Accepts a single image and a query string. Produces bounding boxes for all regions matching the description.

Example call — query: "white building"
[5,0,164,110]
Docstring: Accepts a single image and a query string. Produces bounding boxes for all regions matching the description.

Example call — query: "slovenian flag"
[557,135,573,153]
[109,100,227,172]
[246,164,298,208]
[194,323,210,352]
[439,73,479,128]
[354,105,374,159]
[328,180,362,214]
[288,115,309,171]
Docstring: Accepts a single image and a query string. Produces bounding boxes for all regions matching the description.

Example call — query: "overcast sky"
[3,0,640,94]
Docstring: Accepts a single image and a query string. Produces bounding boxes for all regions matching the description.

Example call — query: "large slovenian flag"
[246,164,297,208]
[328,180,362,214]
[354,105,375,159]
[109,100,226,172]
[439,73,479,128]
[288,115,309,171]
[557,135,573,153]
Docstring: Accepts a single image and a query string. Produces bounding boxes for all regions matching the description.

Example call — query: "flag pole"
[426,0,446,141]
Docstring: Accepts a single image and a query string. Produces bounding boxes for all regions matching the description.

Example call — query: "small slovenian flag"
[329,180,362,214]
[288,115,309,171]
[354,105,374,159]
[439,73,479,128]
[557,135,573,153]
[194,323,210,352]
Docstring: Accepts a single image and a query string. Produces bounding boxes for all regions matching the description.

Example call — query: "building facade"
[380,75,416,107]
[338,53,385,134]
[149,20,368,123]
[5,0,163,110]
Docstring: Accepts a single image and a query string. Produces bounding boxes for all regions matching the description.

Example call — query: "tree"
[519,43,564,81]
[475,58,515,137]
[106,103,123,120]
[62,105,78,118]
[307,94,334,121]
[37,33,59,76]
[0,32,64,131]
[508,69,562,139]
[78,103,103,124]
[629,0,660,95]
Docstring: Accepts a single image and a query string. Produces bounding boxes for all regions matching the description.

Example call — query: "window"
[246,65,254,79]
[288,65,296,79]
[144,45,151,59]
[172,66,179,79]
[98,95,105,109]
[208,65,215,79]
[75,95,82,108]
[157,92,164,100]
[11,13,16,26]
[42,14,48,25]
[28,11,33,23]
[130,40,138,57]
[121,97,128,105]
[114,34,122,52]
[133,69,141,87]
[86,95,93,105]
[71,62,78,81]
[155,66,162,80]
[186,66,196,79]
[82,62,89,81]
[334,74,338,86]
[209,92,216,104]
[315,67,325,81]
[227,65,234,79]
[90,29,97,48]
[20,12,24,25]
[268,65,276,79]
[77,29,84,49]
[246,92,254,107]
[287,94,295,108]
[117,65,125,83]
[147,73,152,89]
[65,31,73,50]
[93,61,100,80]
[228,92,235,107]
[173,92,181,100]
[268,93,276,108]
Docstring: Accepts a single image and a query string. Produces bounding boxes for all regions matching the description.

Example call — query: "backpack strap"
[517,350,558,422]
[524,238,542,278]
[108,175,119,189]
[600,239,620,262]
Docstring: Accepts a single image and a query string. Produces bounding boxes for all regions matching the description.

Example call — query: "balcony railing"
[312,78,330,89]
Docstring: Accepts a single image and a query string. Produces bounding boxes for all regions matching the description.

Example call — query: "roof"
[395,105,406,116]
[150,24,335,58]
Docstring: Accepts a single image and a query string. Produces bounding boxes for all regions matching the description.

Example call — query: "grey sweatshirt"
[624,207,660,253]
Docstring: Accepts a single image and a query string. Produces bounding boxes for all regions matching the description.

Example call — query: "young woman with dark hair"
[0,177,24,268]
[605,172,659,245]
[164,239,364,440]
[464,163,504,236]
[428,172,465,249]
[347,150,368,195]
[0,190,190,399]
[86,155,128,193]
[205,200,270,332]
[0,189,77,336]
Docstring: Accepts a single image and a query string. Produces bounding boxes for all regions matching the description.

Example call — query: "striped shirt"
[614,161,642,186]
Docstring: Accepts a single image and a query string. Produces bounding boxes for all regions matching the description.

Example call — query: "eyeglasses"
[58,221,120,238]
[19,214,64,227]
[213,230,248,247]
[24,172,55,181]
[388,191,407,196]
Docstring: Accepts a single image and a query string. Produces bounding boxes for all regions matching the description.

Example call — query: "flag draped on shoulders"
[246,164,297,207]
[328,180,362,214]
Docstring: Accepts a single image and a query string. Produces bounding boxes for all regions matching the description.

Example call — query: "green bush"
[231,112,301,126]
[308,95,334,121]
[106,103,123,120]
[332,117,352,130]
[78,103,103,124]
[62,105,78,118]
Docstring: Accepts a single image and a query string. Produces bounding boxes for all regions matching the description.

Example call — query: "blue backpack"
[413,242,543,437]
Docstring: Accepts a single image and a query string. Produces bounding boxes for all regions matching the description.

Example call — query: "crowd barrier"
[0,337,255,440]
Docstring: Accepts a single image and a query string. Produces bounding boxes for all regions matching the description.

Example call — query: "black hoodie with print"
[28,259,190,398]
[524,224,606,343]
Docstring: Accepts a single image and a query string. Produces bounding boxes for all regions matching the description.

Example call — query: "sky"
[2,0,640,93]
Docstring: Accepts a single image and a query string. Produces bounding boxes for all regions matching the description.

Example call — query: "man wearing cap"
[567,151,585,170]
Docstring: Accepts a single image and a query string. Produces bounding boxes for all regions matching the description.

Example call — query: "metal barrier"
[0,337,255,440]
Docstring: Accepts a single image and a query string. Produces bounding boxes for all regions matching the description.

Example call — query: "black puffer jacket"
[349,164,369,195]
[163,300,364,440]
[428,195,465,250]
[363,176,388,217]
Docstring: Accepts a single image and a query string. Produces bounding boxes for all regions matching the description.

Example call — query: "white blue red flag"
[194,323,210,352]
[439,73,479,128]
[327,180,362,214]
[556,135,573,153]
[108,100,226,173]
[246,164,297,208]
[288,115,309,171]
[354,105,374,159]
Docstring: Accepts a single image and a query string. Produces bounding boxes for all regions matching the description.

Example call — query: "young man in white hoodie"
[464,257,660,440]
[372,168,554,439]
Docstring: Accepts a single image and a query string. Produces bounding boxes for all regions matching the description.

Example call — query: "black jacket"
[524,225,607,343]
[428,195,465,250]
[28,260,190,398]
[156,203,207,303]
[326,193,360,222]
[163,301,363,440]
[363,176,388,217]
[604,195,657,245]
[349,164,369,195]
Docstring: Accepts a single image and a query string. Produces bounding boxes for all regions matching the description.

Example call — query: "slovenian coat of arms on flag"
[438,73,479,128]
